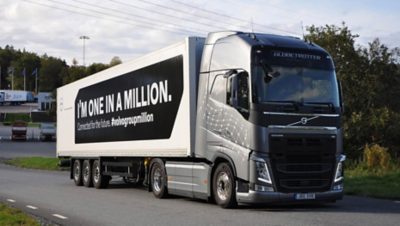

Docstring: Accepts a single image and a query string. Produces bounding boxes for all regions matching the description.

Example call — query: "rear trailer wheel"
[213,163,237,208]
[73,160,83,186]
[92,160,110,189]
[150,159,168,198]
[82,160,93,187]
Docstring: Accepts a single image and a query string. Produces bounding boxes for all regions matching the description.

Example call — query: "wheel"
[73,159,83,186]
[150,159,168,198]
[92,160,110,189]
[213,162,237,208]
[82,160,93,187]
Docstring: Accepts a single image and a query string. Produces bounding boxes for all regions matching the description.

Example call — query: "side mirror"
[228,74,238,107]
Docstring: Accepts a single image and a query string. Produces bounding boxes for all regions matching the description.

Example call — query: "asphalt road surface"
[0,125,56,158]
[0,103,38,113]
[0,140,55,158]
[0,141,399,225]
[0,163,399,226]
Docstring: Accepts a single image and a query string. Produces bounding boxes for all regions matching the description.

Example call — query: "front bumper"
[236,189,343,204]
[40,134,56,141]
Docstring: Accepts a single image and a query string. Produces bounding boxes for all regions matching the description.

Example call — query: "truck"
[57,31,345,208]
[0,90,34,105]
[11,120,28,140]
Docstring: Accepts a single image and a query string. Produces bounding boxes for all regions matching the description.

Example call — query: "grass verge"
[3,113,31,125]
[6,157,60,171]
[345,167,400,199]
[0,203,39,226]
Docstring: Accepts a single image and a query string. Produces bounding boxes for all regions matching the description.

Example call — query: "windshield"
[253,65,340,106]
[252,48,340,107]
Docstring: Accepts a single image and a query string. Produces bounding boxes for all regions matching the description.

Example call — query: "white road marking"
[26,205,38,210]
[52,214,68,220]
[395,201,400,204]
[6,199,16,203]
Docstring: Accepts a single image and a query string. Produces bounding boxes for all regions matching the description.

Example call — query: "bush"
[4,113,31,123]
[363,144,392,171]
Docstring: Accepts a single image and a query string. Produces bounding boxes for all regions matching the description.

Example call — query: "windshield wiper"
[303,102,335,112]
[264,100,302,110]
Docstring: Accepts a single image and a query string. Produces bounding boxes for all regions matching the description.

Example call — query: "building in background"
[37,92,54,111]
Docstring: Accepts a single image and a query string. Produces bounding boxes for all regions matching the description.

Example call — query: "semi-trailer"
[57,31,345,208]
[0,90,34,105]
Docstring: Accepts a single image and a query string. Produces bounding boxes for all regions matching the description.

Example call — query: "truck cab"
[196,32,344,206]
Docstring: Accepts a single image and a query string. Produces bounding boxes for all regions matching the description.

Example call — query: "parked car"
[11,120,27,141]
[39,123,56,141]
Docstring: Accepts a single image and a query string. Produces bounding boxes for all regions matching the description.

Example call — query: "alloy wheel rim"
[153,167,162,193]
[74,164,80,181]
[94,165,100,183]
[216,172,231,201]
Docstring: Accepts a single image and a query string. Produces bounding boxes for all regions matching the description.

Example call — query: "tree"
[39,55,67,92]
[8,51,40,91]
[0,45,21,89]
[86,63,109,75]
[109,56,122,67]
[306,23,400,160]
[72,58,79,66]
[63,65,87,85]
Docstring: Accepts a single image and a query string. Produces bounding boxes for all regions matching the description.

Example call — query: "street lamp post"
[79,35,90,66]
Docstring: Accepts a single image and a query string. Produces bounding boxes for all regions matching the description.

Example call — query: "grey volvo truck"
[57,31,345,208]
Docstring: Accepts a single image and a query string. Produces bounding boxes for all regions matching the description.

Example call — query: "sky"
[1,0,399,65]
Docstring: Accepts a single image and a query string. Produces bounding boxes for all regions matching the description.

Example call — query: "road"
[0,163,399,226]
[0,125,56,158]
[0,142,399,226]
[0,141,55,158]
[0,103,38,113]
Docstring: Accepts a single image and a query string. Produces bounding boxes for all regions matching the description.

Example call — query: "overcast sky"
[1,0,399,65]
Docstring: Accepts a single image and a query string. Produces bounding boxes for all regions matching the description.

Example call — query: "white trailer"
[57,37,202,158]
[0,90,34,105]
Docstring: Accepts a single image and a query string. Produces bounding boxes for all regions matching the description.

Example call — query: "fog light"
[255,184,274,192]
[333,184,343,191]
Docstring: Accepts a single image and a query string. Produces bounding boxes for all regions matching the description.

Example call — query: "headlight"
[334,155,346,183]
[255,161,272,184]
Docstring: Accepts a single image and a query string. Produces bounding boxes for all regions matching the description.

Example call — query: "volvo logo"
[287,115,320,126]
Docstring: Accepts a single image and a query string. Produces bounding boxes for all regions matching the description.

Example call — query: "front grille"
[269,134,336,193]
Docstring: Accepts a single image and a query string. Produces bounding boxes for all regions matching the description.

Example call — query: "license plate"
[295,193,316,200]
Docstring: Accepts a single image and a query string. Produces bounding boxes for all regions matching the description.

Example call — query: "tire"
[73,159,83,186]
[150,159,168,198]
[92,160,110,189]
[213,162,237,208]
[82,160,93,187]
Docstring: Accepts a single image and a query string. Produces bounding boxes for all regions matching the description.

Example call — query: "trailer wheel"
[73,159,83,186]
[82,160,93,187]
[92,160,109,189]
[212,162,237,208]
[150,159,168,198]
